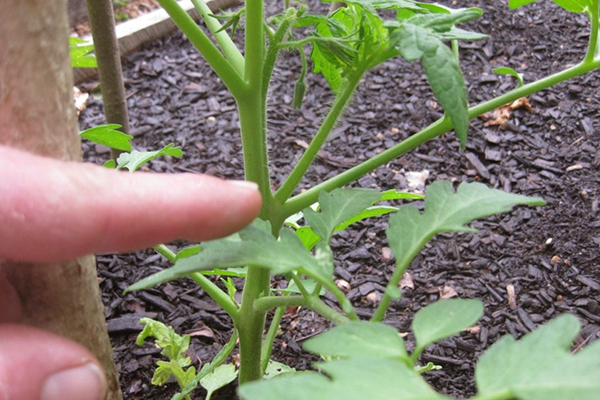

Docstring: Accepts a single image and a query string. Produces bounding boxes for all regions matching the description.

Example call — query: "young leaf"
[136,318,192,364]
[264,360,296,379]
[153,360,196,388]
[509,0,593,13]
[493,67,525,87]
[276,279,325,296]
[509,0,539,8]
[79,124,133,151]
[303,188,382,241]
[200,364,238,400]
[126,220,333,292]
[476,314,600,400]
[303,321,409,361]
[239,358,449,400]
[393,24,469,148]
[116,143,183,172]
[69,36,97,68]
[412,299,484,355]
[386,181,545,273]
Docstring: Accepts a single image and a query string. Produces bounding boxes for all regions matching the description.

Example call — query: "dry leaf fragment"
[482,97,533,127]
[187,323,215,340]
[73,86,89,116]
[465,325,481,335]
[440,286,458,299]
[399,272,414,290]
[381,247,392,262]
[506,284,517,310]
[336,279,351,293]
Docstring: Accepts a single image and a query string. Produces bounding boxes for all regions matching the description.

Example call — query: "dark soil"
[78,1,600,399]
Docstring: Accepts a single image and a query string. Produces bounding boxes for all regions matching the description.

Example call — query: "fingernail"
[41,362,107,400]
[230,180,259,191]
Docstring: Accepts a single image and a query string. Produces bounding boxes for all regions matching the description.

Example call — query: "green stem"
[275,72,363,203]
[306,296,350,325]
[262,14,294,101]
[238,266,271,384]
[451,39,459,61]
[283,58,600,217]
[156,0,246,96]
[190,273,240,323]
[254,295,307,311]
[153,244,176,262]
[585,0,599,62]
[245,0,264,88]
[190,0,245,74]
[260,306,285,374]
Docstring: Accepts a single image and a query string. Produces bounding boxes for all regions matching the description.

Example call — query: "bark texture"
[0,1,122,399]
[86,0,131,159]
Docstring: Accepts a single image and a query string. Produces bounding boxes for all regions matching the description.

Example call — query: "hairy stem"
[275,72,363,203]
[190,273,240,323]
[585,0,599,62]
[260,306,285,374]
[156,0,246,95]
[190,0,245,73]
[283,58,600,217]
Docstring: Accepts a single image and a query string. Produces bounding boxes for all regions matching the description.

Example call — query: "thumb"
[0,325,107,400]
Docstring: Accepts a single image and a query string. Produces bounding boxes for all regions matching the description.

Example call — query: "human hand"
[0,145,262,400]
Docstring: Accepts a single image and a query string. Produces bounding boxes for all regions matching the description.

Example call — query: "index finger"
[0,146,262,263]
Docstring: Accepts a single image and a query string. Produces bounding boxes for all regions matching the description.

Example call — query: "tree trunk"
[86,0,131,160]
[0,1,123,400]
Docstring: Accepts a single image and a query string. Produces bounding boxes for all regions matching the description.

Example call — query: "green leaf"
[126,220,332,292]
[117,143,183,172]
[276,279,326,296]
[136,318,191,364]
[412,299,484,354]
[303,321,409,361]
[202,267,247,278]
[379,189,424,201]
[69,36,97,68]
[264,360,296,379]
[508,0,539,8]
[175,245,202,261]
[304,188,382,241]
[153,360,196,388]
[239,358,449,400]
[476,314,600,400]
[386,181,545,273]
[79,124,133,152]
[438,27,488,41]
[493,67,525,87]
[334,206,398,231]
[295,226,322,250]
[394,24,470,148]
[103,159,116,169]
[509,0,593,13]
[200,364,238,400]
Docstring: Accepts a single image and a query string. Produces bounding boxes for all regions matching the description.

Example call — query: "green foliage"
[412,299,483,357]
[136,318,197,389]
[118,0,600,397]
[79,124,132,152]
[69,36,97,68]
[509,0,594,13]
[493,66,525,87]
[116,143,183,172]
[303,321,409,361]
[476,314,600,400]
[386,181,545,273]
[200,364,238,400]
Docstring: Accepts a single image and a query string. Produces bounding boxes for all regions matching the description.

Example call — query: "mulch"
[78,1,600,399]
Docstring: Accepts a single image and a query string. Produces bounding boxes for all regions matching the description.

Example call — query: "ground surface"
[79,1,600,399]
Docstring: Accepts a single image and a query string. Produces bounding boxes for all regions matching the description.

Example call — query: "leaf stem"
[275,72,363,203]
[190,273,240,323]
[283,58,600,217]
[260,306,285,374]
[585,0,599,62]
[154,244,176,262]
[254,295,307,311]
[190,0,245,74]
[156,0,246,96]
